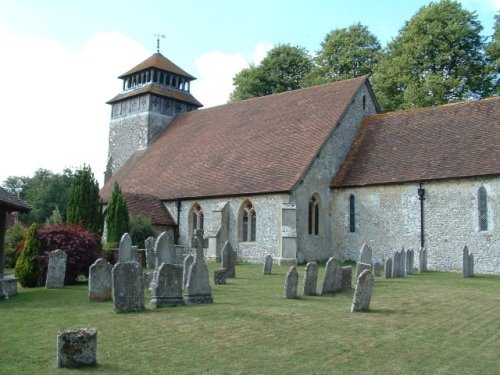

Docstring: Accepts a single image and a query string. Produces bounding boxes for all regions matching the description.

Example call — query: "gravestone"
[463,246,474,278]
[341,266,353,291]
[131,246,139,263]
[351,269,374,312]
[356,261,372,280]
[155,231,175,267]
[57,328,97,368]
[284,266,298,299]
[400,248,407,277]
[419,247,427,273]
[145,237,155,269]
[151,263,185,307]
[112,261,144,313]
[144,271,156,290]
[88,258,112,302]
[46,249,67,288]
[392,251,400,278]
[320,257,342,294]
[118,233,132,262]
[184,230,213,304]
[385,258,393,279]
[303,262,318,296]
[221,241,236,278]
[214,269,227,285]
[406,250,413,275]
[373,262,382,277]
[183,255,194,289]
[359,243,372,265]
[263,255,273,275]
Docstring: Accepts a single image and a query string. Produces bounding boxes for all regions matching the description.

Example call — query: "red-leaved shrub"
[36,223,102,284]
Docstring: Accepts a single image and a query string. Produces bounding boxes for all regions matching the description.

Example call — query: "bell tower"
[105,51,202,182]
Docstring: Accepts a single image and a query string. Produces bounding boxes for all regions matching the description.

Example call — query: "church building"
[100,52,500,274]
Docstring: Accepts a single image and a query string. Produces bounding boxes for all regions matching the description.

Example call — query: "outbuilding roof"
[101,75,369,202]
[331,97,500,188]
[123,192,176,226]
[0,186,31,213]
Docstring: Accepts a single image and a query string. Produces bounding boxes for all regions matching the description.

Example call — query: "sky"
[0,0,498,188]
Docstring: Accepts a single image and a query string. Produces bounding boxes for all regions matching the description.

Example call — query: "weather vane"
[154,33,166,53]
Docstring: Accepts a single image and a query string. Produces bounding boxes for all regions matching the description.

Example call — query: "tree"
[106,182,129,245]
[15,224,42,287]
[129,214,158,247]
[229,44,312,102]
[371,0,493,111]
[66,165,103,235]
[486,11,500,94]
[303,23,381,86]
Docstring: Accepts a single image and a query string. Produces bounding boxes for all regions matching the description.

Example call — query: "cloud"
[191,43,273,108]
[0,31,150,186]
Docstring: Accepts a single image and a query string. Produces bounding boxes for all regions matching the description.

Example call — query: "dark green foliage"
[106,182,129,243]
[372,0,493,111]
[129,214,158,246]
[486,11,500,94]
[230,44,312,102]
[66,165,103,235]
[304,23,381,86]
[15,224,42,287]
[2,169,74,225]
[36,223,101,284]
[4,223,27,268]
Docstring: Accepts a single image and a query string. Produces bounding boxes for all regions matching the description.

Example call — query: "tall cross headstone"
[184,230,213,304]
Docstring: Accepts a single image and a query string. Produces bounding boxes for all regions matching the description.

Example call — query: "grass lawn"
[1,263,500,374]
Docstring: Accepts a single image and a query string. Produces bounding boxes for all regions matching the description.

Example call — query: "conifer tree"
[66,165,103,235]
[106,182,129,244]
[15,224,42,287]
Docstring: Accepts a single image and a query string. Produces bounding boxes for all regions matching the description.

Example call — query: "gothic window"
[190,203,204,235]
[308,195,320,235]
[349,194,355,233]
[240,200,256,242]
[478,187,488,231]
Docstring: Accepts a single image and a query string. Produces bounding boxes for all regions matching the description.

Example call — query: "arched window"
[240,200,256,242]
[349,194,355,233]
[190,203,204,235]
[308,195,320,235]
[362,95,366,110]
[478,187,488,231]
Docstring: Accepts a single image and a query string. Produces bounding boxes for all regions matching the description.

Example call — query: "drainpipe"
[417,183,425,249]
[175,199,181,245]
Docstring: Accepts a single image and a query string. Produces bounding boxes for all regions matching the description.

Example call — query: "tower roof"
[118,52,196,80]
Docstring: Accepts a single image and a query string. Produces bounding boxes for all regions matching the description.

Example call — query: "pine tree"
[106,182,129,244]
[15,224,42,287]
[66,165,103,235]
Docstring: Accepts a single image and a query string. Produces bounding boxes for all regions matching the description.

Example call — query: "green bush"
[129,214,158,246]
[15,224,43,287]
[4,223,27,268]
[106,182,129,243]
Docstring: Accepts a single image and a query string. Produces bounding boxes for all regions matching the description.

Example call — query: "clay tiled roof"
[332,97,500,188]
[106,83,203,107]
[118,53,196,80]
[0,186,31,212]
[123,192,176,226]
[101,76,369,201]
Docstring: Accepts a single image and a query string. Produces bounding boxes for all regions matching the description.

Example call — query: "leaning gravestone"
[155,231,175,267]
[46,249,67,288]
[118,233,132,262]
[303,262,318,296]
[351,269,374,312]
[463,246,474,278]
[359,243,372,265]
[263,255,273,275]
[112,261,144,313]
[145,237,156,269]
[356,261,372,280]
[221,241,236,278]
[284,266,298,299]
[184,230,213,304]
[57,328,97,368]
[88,258,112,302]
[341,266,353,291]
[183,255,194,289]
[320,257,342,294]
[373,262,382,277]
[419,247,427,273]
[151,263,185,307]
[385,258,393,279]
